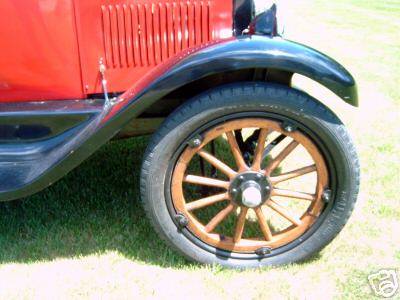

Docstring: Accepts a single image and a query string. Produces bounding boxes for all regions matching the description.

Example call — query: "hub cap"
[229,172,272,208]
[242,185,262,208]
[171,118,329,253]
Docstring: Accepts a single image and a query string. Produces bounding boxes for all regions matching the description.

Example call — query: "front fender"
[0,36,357,201]
[117,35,358,116]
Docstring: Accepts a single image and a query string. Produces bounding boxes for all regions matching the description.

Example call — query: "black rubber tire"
[140,83,360,268]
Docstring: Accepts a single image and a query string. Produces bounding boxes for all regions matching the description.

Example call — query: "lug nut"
[255,246,272,256]
[282,122,296,133]
[238,175,244,181]
[285,125,294,132]
[231,188,238,194]
[174,213,189,229]
[322,189,332,203]
[188,135,202,148]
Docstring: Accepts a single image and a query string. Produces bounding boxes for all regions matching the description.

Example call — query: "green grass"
[0,0,399,298]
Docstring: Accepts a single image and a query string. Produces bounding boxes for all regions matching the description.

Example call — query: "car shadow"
[0,135,322,268]
[0,136,193,268]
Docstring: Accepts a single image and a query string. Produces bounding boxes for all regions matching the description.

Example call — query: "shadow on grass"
[0,136,323,268]
[0,137,192,268]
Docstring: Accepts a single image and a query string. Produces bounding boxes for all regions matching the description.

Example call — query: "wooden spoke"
[272,188,315,201]
[267,199,302,226]
[205,204,235,233]
[184,175,229,189]
[226,131,248,171]
[254,207,273,241]
[186,193,229,211]
[252,128,270,171]
[270,165,317,184]
[198,149,237,179]
[264,140,299,175]
[233,207,248,243]
[171,118,329,252]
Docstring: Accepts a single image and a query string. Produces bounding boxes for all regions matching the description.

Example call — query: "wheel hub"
[229,172,271,208]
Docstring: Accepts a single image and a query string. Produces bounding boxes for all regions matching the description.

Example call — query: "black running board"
[0,99,104,195]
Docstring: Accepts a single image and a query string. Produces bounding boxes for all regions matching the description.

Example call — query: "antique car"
[0,0,359,268]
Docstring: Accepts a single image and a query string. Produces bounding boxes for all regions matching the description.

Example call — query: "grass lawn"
[1,0,399,298]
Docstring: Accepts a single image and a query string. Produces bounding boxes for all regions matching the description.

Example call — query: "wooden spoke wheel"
[141,83,359,267]
[171,118,329,253]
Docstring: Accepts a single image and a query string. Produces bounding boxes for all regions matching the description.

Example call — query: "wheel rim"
[171,118,329,253]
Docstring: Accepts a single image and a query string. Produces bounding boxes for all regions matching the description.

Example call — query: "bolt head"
[175,213,188,228]
[284,125,294,132]
[193,139,201,146]
[256,173,263,179]
[188,136,202,148]
[238,175,245,181]
[322,189,332,203]
[255,246,272,256]
[231,188,238,194]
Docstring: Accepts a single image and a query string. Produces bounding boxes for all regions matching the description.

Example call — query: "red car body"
[0,0,232,102]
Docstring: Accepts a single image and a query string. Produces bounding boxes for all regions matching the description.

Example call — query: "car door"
[0,0,84,102]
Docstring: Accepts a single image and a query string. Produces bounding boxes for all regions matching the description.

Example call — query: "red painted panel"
[0,0,84,102]
[0,0,233,102]
[74,0,233,95]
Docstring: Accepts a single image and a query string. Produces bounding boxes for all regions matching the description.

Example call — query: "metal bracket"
[99,58,113,110]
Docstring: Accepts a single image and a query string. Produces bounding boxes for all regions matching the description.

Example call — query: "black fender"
[122,35,357,110]
[0,36,358,201]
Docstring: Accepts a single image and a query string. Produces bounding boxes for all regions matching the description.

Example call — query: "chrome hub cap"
[229,172,271,208]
